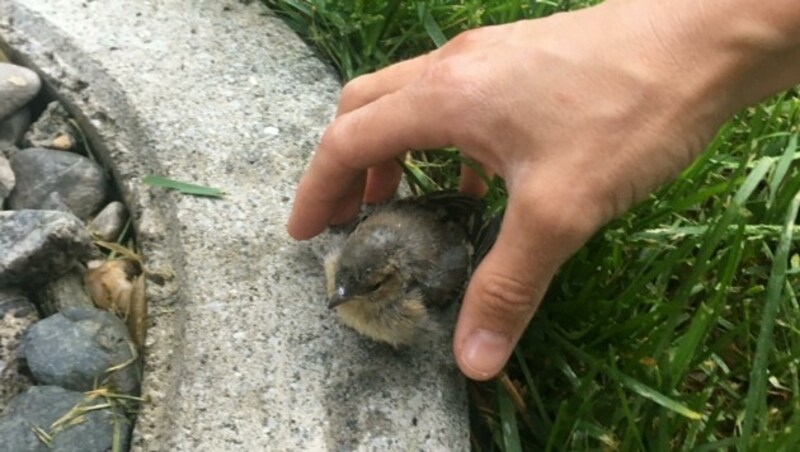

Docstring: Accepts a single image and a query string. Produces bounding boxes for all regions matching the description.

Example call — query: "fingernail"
[461,329,511,379]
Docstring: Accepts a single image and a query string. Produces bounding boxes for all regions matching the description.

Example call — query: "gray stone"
[0,142,18,159]
[0,385,131,452]
[9,147,110,219]
[0,152,13,205]
[0,107,31,146]
[0,288,37,413]
[0,62,40,122]
[0,287,37,319]
[23,307,140,394]
[32,265,95,316]
[24,308,141,394]
[0,210,93,286]
[39,191,73,213]
[23,101,77,151]
[0,1,469,450]
[89,201,129,241]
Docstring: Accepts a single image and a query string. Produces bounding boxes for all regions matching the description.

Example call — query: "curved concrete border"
[0,1,468,450]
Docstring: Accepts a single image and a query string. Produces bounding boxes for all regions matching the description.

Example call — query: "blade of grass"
[740,192,800,447]
[550,330,702,420]
[627,224,800,242]
[514,348,553,430]
[609,350,646,451]
[497,377,523,452]
[401,157,440,194]
[670,230,745,383]
[142,175,225,198]
[420,7,448,47]
[768,133,798,209]
[693,437,739,452]
[662,157,774,385]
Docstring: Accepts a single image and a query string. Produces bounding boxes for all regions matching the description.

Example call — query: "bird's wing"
[397,190,503,268]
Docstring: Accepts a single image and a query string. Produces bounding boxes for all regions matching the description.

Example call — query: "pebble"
[0,63,41,121]
[9,147,110,219]
[89,201,129,241]
[0,59,142,451]
[32,265,95,316]
[38,191,74,213]
[0,107,31,147]
[0,142,18,160]
[0,385,131,452]
[0,209,93,286]
[0,288,38,413]
[23,101,77,151]
[23,307,140,394]
[0,152,14,205]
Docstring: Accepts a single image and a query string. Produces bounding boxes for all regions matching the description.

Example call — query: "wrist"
[637,0,800,118]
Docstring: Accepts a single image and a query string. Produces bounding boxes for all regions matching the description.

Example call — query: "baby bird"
[324,192,492,346]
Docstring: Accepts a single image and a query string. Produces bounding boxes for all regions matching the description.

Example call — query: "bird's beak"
[327,285,349,309]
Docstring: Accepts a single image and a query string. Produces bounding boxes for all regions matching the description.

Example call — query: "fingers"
[458,161,491,197]
[453,175,599,380]
[329,171,367,225]
[453,193,552,380]
[342,55,445,204]
[289,54,437,239]
[288,151,366,239]
[337,54,432,117]
[288,83,454,239]
[364,158,405,203]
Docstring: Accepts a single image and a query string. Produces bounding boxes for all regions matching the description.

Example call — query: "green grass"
[262,1,800,450]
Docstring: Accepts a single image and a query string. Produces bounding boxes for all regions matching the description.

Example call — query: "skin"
[288,0,800,380]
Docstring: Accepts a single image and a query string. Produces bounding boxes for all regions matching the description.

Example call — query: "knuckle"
[418,59,491,148]
[446,27,491,52]
[517,182,603,247]
[339,75,372,109]
[448,28,479,49]
[474,272,536,317]
[422,59,468,89]
[318,119,347,154]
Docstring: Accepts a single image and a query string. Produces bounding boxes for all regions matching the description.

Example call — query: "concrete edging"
[0,1,469,450]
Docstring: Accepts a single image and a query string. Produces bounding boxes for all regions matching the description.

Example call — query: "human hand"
[288,0,800,379]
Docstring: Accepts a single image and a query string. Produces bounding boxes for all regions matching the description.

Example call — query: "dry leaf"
[84,259,141,319]
[51,134,74,150]
[128,274,147,349]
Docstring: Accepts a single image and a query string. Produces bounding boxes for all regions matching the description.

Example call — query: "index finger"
[288,82,455,239]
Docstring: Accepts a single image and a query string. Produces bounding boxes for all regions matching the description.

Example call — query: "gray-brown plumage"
[324,192,493,346]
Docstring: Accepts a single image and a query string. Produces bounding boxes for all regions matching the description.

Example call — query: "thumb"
[453,184,597,380]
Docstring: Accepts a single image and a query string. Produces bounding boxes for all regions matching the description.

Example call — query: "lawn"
[262,1,800,450]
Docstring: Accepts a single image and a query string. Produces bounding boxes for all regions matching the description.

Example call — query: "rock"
[23,101,77,151]
[0,142,18,160]
[32,265,95,316]
[9,147,110,219]
[23,307,140,394]
[0,385,131,452]
[0,288,37,319]
[0,210,93,286]
[0,63,41,122]
[0,107,31,147]
[0,288,38,413]
[39,191,73,213]
[0,152,14,205]
[89,201,129,241]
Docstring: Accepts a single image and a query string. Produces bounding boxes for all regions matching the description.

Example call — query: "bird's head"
[327,223,406,309]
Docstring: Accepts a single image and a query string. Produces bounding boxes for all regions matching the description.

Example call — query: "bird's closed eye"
[367,274,391,292]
